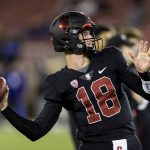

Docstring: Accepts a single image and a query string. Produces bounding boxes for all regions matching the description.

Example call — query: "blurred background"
[0,0,150,150]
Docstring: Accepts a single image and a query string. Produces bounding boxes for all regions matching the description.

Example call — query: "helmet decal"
[81,23,92,30]
[59,16,70,30]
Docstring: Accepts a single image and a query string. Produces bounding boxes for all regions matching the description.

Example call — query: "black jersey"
[43,46,150,141]
[2,47,150,142]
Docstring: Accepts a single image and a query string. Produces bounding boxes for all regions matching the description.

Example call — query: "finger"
[3,91,9,101]
[139,40,144,52]
[147,46,150,56]
[6,85,9,92]
[143,41,148,53]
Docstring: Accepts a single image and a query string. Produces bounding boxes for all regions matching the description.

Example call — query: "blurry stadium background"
[0,0,150,150]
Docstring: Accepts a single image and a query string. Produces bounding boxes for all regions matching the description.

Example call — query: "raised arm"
[115,41,150,99]
[0,85,62,141]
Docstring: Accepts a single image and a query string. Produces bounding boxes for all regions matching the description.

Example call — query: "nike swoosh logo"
[98,67,107,74]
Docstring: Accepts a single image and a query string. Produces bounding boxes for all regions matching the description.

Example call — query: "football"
[0,77,7,102]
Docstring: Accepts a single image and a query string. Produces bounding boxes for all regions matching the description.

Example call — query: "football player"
[69,23,117,150]
[1,11,150,150]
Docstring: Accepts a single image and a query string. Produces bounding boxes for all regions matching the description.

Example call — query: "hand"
[128,40,150,73]
[0,86,9,111]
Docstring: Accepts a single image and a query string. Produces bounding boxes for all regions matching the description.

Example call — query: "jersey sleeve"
[1,101,62,141]
[42,75,62,103]
[1,74,63,141]
[114,47,150,100]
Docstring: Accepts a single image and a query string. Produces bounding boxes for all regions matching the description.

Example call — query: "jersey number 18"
[76,77,121,124]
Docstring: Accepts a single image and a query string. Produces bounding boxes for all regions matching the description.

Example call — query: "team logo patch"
[85,73,92,80]
[70,79,78,88]
[80,70,93,81]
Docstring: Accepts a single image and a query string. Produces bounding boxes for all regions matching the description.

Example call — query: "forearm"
[121,68,150,100]
[1,101,62,141]
[1,106,44,141]
[138,72,150,94]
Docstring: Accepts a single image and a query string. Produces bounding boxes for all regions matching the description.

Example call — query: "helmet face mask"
[49,11,102,54]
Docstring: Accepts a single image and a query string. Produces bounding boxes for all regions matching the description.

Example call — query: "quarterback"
[1,11,150,150]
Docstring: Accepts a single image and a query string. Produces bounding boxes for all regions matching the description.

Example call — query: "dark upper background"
[0,0,149,39]
[0,0,149,118]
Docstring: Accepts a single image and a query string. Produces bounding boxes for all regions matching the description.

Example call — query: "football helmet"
[49,11,102,53]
